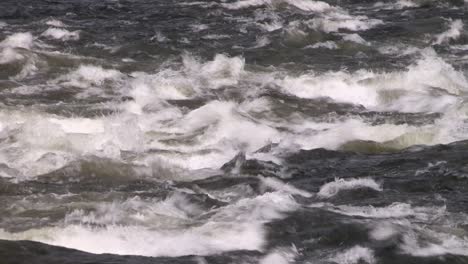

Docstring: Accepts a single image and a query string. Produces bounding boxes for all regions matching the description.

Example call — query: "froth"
[317,178,382,198]
[278,49,467,113]
[434,19,464,45]
[330,246,376,264]
[182,54,245,89]
[42,28,80,41]
[0,223,265,257]
[0,32,34,49]
[0,191,298,256]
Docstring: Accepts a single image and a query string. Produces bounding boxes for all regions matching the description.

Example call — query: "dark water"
[1,0,468,263]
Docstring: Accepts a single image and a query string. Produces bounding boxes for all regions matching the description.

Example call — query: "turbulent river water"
[1,0,468,263]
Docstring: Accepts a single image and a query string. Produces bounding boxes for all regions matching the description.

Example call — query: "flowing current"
[1,0,468,263]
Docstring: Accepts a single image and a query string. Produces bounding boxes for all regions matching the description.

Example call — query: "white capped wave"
[260,176,313,197]
[401,228,468,257]
[330,246,376,264]
[278,48,467,113]
[373,0,419,10]
[317,178,382,198]
[42,28,80,41]
[45,19,66,27]
[55,64,124,92]
[323,202,446,220]
[259,246,298,264]
[0,32,35,49]
[0,191,298,256]
[0,223,264,257]
[222,0,332,12]
[306,41,338,49]
[434,19,464,45]
[183,54,245,89]
[306,13,383,33]
[342,33,370,45]
[1,50,468,179]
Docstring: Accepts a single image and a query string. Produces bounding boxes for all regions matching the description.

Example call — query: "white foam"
[222,0,332,12]
[401,228,468,257]
[64,194,204,226]
[370,223,399,241]
[330,246,376,264]
[42,28,80,41]
[343,33,370,45]
[306,41,338,49]
[373,0,419,10]
[56,64,123,89]
[0,223,264,257]
[0,191,297,256]
[0,32,34,49]
[325,202,446,220]
[278,48,467,113]
[434,19,463,45]
[209,191,299,222]
[253,36,271,48]
[150,32,168,42]
[45,19,66,27]
[307,13,383,33]
[279,71,380,107]
[1,51,468,179]
[260,176,313,197]
[0,47,25,64]
[284,0,332,12]
[317,178,382,198]
[183,54,245,89]
[259,246,298,264]
[202,34,230,40]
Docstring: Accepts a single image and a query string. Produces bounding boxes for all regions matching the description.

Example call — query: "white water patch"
[253,36,271,48]
[0,223,264,257]
[0,99,280,178]
[322,202,446,220]
[306,13,383,33]
[434,19,464,45]
[400,228,468,257]
[254,9,284,32]
[373,0,419,10]
[260,176,313,197]
[0,32,46,79]
[42,28,80,41]
[306,41,338,49]
[0,192,298,256]
[222,0,332,12]
[209,191,299,223]
[278,49,467,112]
[280,71,380,107]
[259,246,298,264]
[150,31,168,42]
[330,246,376,264]
[0,47,25,64]
[0,32,35,49]
[55,64,124,90]
[342,33,370,45]
[142,100,281,170]
[64,194,205,227]
[182,54,245,89]
[45,19,66,27]
[1,51,467,178]
[127,54,245,114]
[370,223,400,241]
[317,178,382,198]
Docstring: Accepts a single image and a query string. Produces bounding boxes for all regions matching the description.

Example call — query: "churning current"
[1,0,468,263]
